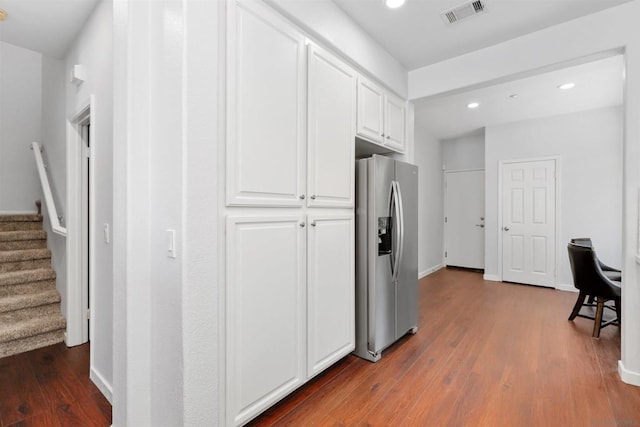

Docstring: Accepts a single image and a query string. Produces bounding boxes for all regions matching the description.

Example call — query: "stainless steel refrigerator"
[354,154,418,362]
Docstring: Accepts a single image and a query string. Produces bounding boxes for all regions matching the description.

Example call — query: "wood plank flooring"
[251,268,640,426]
[0,343,111,426]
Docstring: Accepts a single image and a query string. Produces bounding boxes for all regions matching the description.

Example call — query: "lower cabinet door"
[226,215,306,426]
[307,214,355,377]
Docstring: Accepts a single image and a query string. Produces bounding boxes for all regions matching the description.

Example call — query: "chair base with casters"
[568,291,621,338]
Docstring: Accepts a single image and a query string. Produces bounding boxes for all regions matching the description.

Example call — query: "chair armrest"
[598,259,621,273]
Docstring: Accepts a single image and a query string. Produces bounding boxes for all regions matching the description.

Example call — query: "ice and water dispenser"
[377,217,392,256]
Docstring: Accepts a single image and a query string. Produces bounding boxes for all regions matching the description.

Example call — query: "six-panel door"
[307,214,355,377]
[226,216,306,426]
[226,0,306,206]
[307,45,356,208]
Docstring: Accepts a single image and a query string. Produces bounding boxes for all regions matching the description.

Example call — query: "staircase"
[0,214,65,358]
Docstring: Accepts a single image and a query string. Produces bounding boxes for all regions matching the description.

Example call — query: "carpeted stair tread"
[0,230,46,242]
[0,330,64,359]
[0,268,56,287]
[0,304,65,343]
[0,248,51,263]
[0,214,42,223]
[0,289,60,313]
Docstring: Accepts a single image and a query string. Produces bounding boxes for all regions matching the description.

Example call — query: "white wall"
[0,42,42,212]
[442,132,485,171]
[408,0,640,386]
[484,106,623,287]
[414,125,444,277]
[64,0,114,399]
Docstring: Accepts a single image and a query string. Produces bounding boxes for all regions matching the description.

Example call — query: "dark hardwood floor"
[0,343,111,426]
[251,268,640,426]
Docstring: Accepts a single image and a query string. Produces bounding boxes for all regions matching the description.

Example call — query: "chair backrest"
[570,237,593,247]
[567,243,619,298]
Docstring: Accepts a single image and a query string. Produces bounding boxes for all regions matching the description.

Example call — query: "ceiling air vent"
[441,0,487,25]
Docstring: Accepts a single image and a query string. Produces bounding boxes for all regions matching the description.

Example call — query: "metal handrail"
[31,141,67,236]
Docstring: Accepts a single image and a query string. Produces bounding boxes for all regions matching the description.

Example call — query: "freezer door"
[369,155,396,354]
[395,161,419,338]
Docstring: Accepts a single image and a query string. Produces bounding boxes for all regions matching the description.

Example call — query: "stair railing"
[31,142,67,237]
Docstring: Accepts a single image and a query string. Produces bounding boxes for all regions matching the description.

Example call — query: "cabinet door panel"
[356,77,385,144]
[307,214,355,377]
[385,93,406,152]
[227,0,305,206]
[307,45,356,208]
[226,216,306,425]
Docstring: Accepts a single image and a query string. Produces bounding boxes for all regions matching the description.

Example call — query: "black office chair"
[567,243,621,338]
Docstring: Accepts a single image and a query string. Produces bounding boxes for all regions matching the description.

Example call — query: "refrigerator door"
[369,155,396,354]
[395,161,419,337]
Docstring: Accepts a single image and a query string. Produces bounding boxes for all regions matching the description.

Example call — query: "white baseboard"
[91,367,113,404]
[618,360,640,386]
[556,284,578,293]
[419,263,444,279]
[483,274,500,282]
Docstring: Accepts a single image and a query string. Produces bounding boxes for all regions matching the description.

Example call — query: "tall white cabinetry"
[225,1,356,425]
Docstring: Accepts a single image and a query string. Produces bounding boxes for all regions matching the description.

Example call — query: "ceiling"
[414,54,624,140]
[333,0,632,71]
[0,0,100,58]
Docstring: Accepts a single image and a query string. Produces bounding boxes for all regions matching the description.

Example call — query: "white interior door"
[444,170,485,269]
[502,159,556,287]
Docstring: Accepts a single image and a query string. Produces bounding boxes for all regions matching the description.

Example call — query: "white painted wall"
[64,0,114,398]
[268,0,407,98]
[442,132,485,171]
[484,106,623,288]
[0,42,42,212]
[408,0,640,386]
[414,125,444,277]
[41,54,68,319]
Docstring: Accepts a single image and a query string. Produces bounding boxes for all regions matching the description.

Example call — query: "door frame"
[497,156,561,285]
[443,168,485,268]
[66,95,96,347]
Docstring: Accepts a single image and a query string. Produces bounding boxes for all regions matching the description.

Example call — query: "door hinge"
[86,309,91,320]
[445,251,448,258]
[84,147,91,158]
[444,217,448,223]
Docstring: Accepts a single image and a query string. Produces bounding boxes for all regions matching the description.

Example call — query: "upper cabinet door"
[385,93,406,153]
[307,45,356,208]
[227,0,306,206]
[356,77,385,144]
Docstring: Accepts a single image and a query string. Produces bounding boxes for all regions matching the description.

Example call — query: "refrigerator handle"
[395,181,405,283]
[391,181,403,283]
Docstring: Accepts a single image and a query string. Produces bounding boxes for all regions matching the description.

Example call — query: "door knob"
[503,226,510,231]
[475,224,485,228]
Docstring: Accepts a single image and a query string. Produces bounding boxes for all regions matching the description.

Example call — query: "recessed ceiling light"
[558,82,576,90]
[385,0,406,9]
[467,102,480,109]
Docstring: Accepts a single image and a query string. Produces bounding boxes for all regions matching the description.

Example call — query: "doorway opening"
[67,96,94,349]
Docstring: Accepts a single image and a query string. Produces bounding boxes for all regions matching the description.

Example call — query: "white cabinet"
[307,45,356,208]
[384,92,407,152]
[356,78,385,144]
[226,216,306,426]
[226,0,306,206]
[356,77,407,153]
[307,214,355,377]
